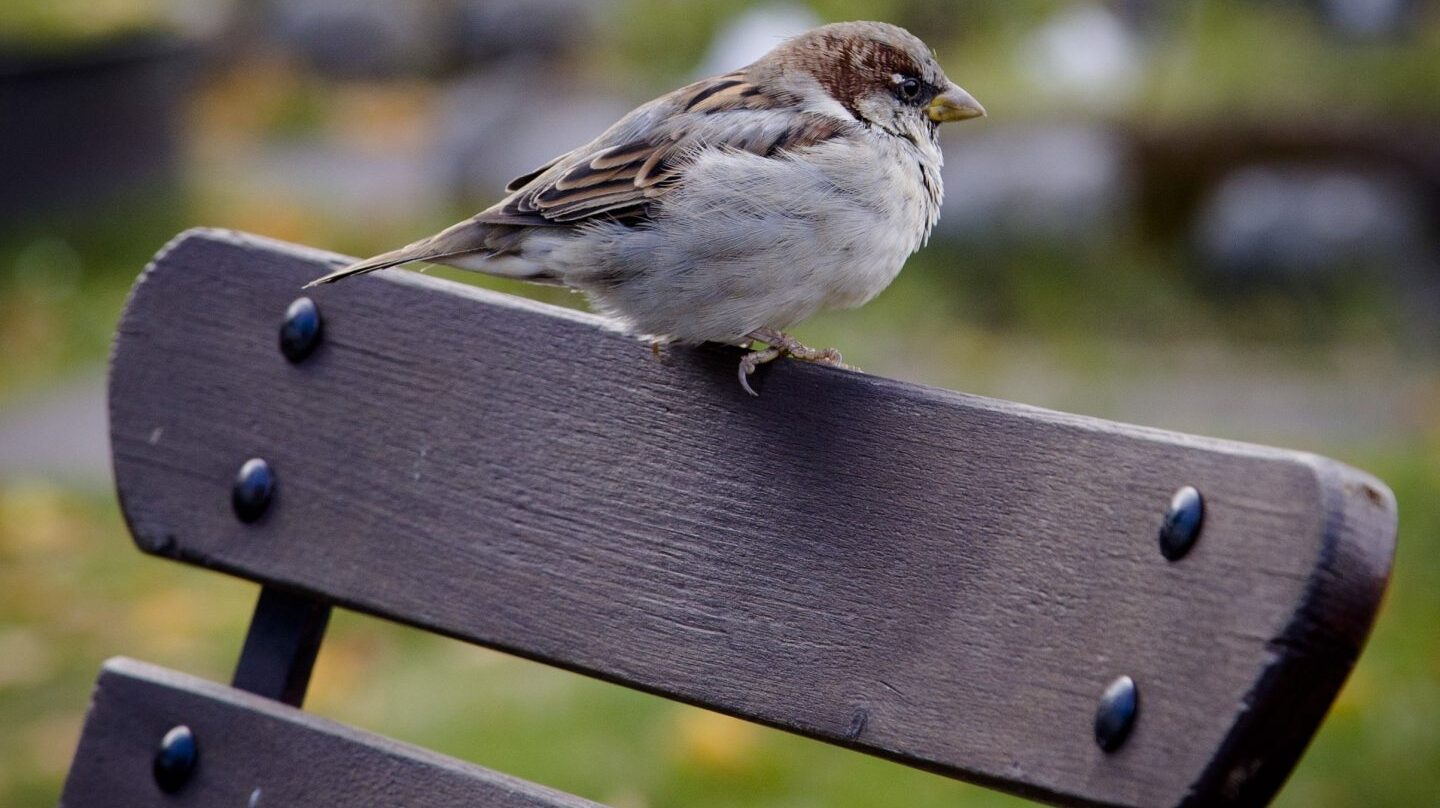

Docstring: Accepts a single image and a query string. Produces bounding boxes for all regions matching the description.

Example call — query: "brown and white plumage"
[307,21,985,393]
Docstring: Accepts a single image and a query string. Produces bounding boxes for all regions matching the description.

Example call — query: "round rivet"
[1158,485,1204,561]
[279,297,322,363]
[1094,675,1139,752]
[232,458,275,523]
[153,724,198,793]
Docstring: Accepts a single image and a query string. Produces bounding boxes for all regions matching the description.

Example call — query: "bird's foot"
[737,345,784,396]
[737,328,847,396]
[752,328,847,367]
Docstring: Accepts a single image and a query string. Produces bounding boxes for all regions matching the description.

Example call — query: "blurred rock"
[215,140,449,227]
[1311,0,1416,39]
[264,0,606,78]
[436,62,632,202]
[268,0,443,78]
[695,3,821,77]
[449,0,610,65]
[1018,2,1143,112]
[1193,165,1430,279]
[0,374,109,485]
[937,124,1132,245]
[1113,0,1176,30]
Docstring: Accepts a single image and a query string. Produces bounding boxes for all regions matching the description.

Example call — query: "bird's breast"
[797,135,942,307]
[554,134,944,342]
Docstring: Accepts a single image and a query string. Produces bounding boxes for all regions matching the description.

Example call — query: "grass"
[0,190,189,399]
[0,0,178,49]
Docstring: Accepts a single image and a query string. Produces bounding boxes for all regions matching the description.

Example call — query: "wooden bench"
[60,229,1396,807]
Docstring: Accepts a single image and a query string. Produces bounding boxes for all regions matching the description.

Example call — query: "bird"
[306,21,985,395]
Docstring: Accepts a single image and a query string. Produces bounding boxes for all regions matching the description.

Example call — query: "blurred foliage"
[0,0,178,48]
[1145,2,1440,120]
[1280,444,1440,808]
[0,486,254,805]
[614,0,1440,118]
[0,194,187,397]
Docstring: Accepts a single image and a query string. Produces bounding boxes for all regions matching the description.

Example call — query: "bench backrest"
[65,229,1395,807]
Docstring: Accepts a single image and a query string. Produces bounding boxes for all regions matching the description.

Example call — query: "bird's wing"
[503,156,563,193]
[307,73,851,285]
[476,73,850,228]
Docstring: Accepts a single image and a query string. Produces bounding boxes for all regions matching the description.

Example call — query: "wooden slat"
[107,229,1397,807]
[60,658,602,808]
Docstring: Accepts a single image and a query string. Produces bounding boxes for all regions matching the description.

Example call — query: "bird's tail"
[304,217,557,288]
[303,244,438,288]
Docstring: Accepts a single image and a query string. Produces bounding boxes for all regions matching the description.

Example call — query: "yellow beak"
[926,84,986,123]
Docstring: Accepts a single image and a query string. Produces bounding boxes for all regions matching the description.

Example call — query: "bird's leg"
[736,328,847,396]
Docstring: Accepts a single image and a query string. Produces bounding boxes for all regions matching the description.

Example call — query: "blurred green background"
[1,1,1438,806]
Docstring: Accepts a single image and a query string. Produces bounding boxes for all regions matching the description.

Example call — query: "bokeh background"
[2,1,1437,805]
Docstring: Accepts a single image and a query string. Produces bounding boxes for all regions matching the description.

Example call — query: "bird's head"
[756,21,985,143]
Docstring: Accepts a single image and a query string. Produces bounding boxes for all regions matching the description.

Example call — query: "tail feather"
[303,245,438,288]
[304,218,544,288]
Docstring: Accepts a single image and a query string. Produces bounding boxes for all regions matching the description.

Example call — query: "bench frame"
[61,229,1396,807]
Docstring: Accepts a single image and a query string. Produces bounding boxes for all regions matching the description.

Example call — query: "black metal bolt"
[279,296,322,363]
[1158,485,1204,561]
[1094,675,1139,752]
[153,724,198,793]
[233,458,275,523]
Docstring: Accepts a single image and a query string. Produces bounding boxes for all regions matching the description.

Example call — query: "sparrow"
[307,21,985,395]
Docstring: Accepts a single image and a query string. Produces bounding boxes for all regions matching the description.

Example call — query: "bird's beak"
[926,83,986,123]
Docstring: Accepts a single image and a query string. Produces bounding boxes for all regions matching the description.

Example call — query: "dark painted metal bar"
[232,585,331,707]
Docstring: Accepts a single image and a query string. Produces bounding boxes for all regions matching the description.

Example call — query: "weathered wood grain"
[60,658,604,808]
[107,228,1397,807]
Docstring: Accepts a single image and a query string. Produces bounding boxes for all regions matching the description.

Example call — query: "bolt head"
[1094,675,1139,753]
[153,724,198,793]
[233,458,275,523]
[1159,486,1204,561]
[279,297,322,363]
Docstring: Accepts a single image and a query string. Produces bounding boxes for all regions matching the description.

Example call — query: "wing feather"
[311,71,852,282]
[504,157,562,192]
[456,73,850,245]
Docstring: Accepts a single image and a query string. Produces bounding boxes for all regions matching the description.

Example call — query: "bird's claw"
[736,330,846,396]
[737,345,783,396]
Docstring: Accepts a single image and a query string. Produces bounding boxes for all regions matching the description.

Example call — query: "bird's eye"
[898,77,922,101]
